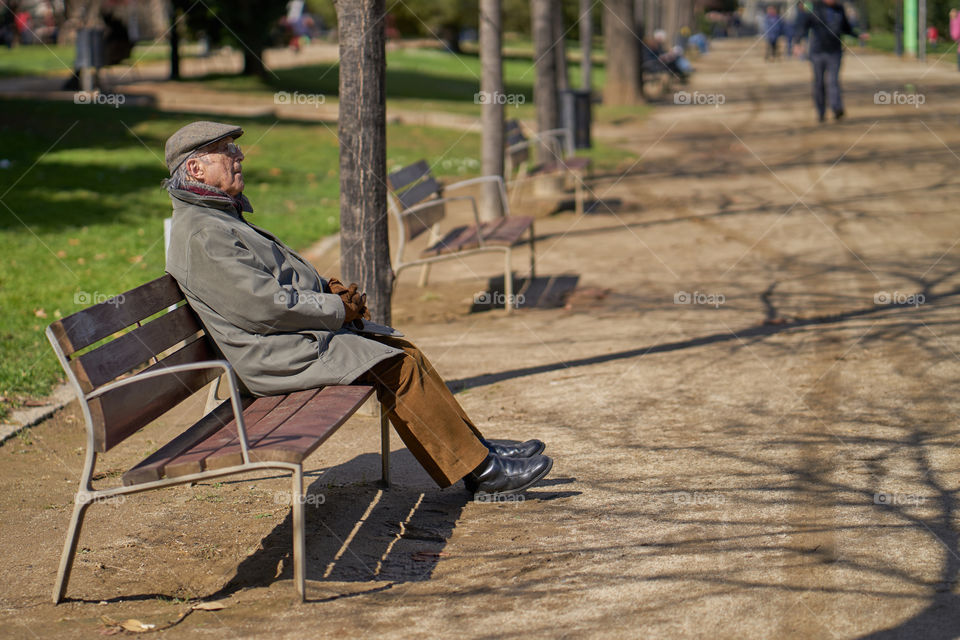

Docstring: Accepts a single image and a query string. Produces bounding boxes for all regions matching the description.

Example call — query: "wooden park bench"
[46,274,391,603]
[505,120,591,216]
[387,160,536,312]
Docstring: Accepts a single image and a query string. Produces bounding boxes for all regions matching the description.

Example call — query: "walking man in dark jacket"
[795,0,867,122]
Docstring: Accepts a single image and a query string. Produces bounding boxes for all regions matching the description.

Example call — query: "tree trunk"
[242,48,265,77]
[337,0,392,325]
[580,0,592,91]
[553,0,568,92]
[602,0,641,105]
[169,2,180,80]
[479,0,505,220]
[531,0,558,162]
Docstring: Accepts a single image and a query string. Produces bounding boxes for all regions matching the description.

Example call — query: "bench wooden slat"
[71,304,203,393]
[165,391,317,478]
[121,398,253,486]
[401,201,445,241]
[88,336,221,452]
[421,225,474,257]
[397,176,443,210]
[49,275,184,356]
[387,159,431,191]
[422,219,506,257]
[536,157,590,173]
[248,386,375,464]
[481,215,533,246]
[160,394,291,478]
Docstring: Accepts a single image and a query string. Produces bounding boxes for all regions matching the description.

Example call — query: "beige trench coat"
[165,187,401,396]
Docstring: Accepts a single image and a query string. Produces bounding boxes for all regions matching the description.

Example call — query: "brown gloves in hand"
[327,278,371,329]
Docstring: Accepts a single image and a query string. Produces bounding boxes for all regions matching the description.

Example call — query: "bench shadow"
[207,446,568,601]
[471,274,580,313]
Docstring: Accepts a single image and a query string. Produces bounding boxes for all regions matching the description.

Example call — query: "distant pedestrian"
[792,3,810,59]
[951,9,960,71]
[763,5,783,61]
[795,0,868,122]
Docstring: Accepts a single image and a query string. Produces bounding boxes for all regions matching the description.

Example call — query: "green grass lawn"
[0,42,187,78]
[188,45,619,121]
[865,31,958,59]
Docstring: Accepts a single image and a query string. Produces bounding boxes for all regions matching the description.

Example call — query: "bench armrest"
[86,360,253,464]
[443,175,511,218]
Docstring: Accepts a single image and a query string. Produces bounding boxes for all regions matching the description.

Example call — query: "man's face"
[188,136,245,196]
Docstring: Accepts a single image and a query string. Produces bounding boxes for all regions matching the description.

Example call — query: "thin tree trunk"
[169,2,180,80]
[602,0,641,105]
[479,0,505,220]
[553,0,568,92]
[338,0,391,324]
[532,0,558,162]
[580,0,592,91]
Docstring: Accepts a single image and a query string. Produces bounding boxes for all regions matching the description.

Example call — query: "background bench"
[46,274,390,603]
[505,120,591,216]
[387,159,536,312]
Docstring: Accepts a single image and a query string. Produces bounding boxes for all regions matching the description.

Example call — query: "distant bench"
[387,159,536,312]
[505,120,591,216]
[46,274,390,603]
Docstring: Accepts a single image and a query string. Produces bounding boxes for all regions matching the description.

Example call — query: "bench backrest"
[387,160,447,242]
[47,274,221,452]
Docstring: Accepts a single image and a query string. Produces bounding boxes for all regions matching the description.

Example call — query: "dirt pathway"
[2,38,960,639]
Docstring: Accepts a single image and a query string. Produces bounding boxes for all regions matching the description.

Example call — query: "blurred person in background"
[795,0,868,122]
[764,5,784,61]
[951,9,960,71]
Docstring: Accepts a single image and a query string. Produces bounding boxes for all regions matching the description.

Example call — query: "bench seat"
[422,215,534,258]
[123,386,375,486]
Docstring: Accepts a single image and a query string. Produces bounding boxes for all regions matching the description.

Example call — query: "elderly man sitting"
[162,121,552,495]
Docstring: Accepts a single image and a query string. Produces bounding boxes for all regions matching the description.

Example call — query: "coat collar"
[168,184,253,217]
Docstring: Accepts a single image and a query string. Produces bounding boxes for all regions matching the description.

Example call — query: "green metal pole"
[904,0,917,55]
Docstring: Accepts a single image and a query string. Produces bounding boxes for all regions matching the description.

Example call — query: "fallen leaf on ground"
[119,619,155,632]
[191,602,226,611]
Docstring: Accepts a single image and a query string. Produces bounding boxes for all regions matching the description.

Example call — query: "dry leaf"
[119,619,155,633]
[34,308,47,318]
[191,602,226,611]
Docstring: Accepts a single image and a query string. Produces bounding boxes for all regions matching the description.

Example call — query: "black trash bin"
[560,88,592,150]
[75,28,105,70]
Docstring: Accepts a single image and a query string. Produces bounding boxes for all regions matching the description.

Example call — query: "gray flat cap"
[164,121,243,175]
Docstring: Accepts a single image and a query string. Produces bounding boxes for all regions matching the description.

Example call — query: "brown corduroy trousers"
[356,336,489,488]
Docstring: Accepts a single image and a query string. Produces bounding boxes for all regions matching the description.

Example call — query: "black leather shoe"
[482,438,546,458]
[464,453,553,495]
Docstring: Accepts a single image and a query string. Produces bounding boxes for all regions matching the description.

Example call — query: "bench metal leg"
[379,404,391,488]
[53,498,90,603]
[574,176,584,216]
[504,248,514,314]
[291,467,305,602]
[417,263,432,288]
[528,221,536,281]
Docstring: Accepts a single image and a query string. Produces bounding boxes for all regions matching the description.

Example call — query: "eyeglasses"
[197,141,243,158]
